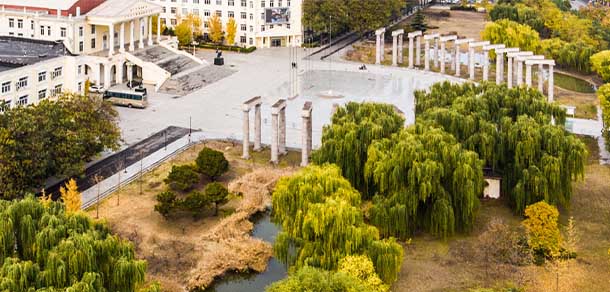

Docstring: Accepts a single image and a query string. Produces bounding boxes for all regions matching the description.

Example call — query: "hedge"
[449,5,477,11]
[197,43,257,53]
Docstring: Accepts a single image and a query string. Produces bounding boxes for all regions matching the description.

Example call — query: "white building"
[150,0,303,47]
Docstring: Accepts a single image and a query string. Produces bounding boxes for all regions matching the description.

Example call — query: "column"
[375,34,381,65]
[254,104,262,151]
[398,34,404,64]
[117,63,124,84]
[103,65,111,88]
[440,41,446,74]
[513,57,519,85]
[408,36,414,68]
[548,65,554,102]
[138,18,144,49]
[392,35,398,66]
[496,52,503,85]
[279,108,286,155]
[415,36,421,66]
[94,63,101,85]
[424,39,430,71]
[525,63,532,87]
[129,20,135,51]
[538,64,544,92]
[469,47,475,80]
[454,44,461,77]
[507,57,513,88]
[148,16,153,46]
[483,50,490,81]
[433,38,439,68]
[108,24,115,57]
[127,64,133,82]
[380,32,385,62]
[271,112,279,164]
[242,108,250,159]
[157,15,161,43]
[516,60,524,86]
[301,102,312,167]
[119,22,125,52]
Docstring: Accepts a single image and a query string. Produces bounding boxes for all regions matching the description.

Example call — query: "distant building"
[150,0,303,47]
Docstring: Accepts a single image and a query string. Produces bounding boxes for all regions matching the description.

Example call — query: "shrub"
[591,50,610,82]
[449,5,477,11]
[181,191,209,216]
[164,164,200,191]
[197,43,257,53]
[598,84,610,152]
[204,182,229,216]
[522,202,562,259]
[154,191,177,218]
[196,147,229,180]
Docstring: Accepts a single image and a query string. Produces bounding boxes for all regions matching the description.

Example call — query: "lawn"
[554,72,596,94]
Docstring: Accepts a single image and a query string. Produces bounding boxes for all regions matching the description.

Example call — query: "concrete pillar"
[408,36,414,68]
[157,15,161,43]
[116,63,124,84]
[517,60,524,86]
[375,33,381,65]
[398,34,404,64]
[513,57,519,85]
[108,24,115,57]
[119,22,125,52]
[548,65,554,102]
[254,103,262,151]
[415,36,421,66]
[380,32,385,61]
[433,38,439,68]
[483,50,489,81]
[496,52,503,85]
[424,39,430,71]
[94,63,101,85]
[129,20,135,51]
[538,64,544,92]
[469,47,475,80]
[440,41,446,74]
[127,64,133,82]
[454,43,460,76]
[392,35,398,66]
[279,107,286,155]
[507,57,513,88]
[301,102,312,167]
[148,16,153,46]
[271,112,279,164]
[138,18,144,49]
[525,64,532,87]
[103,65,111,89]
[242,107,250,159]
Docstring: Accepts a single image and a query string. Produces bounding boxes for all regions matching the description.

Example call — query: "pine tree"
[60,179,81,213]
[410,9,427,32]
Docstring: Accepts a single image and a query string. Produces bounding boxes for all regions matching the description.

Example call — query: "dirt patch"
[89,141,296,291]
[424,9,489,40]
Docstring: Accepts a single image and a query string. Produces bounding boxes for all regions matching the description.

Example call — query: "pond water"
[204,212,287,292]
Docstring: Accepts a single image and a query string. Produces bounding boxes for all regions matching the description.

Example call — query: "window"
[249,13,253,20]
[278,0,282,6]
[241,0,247,6]
[193,9,199,15]
[241,12,246,19]
[16,77,28,90]
[171,19,177,25]
[8,32,14,36]
[261,12,264,20]
[216,10,222,17]
[162,6,166,13]
[40,26,45,36]
[249,37,253,45]
[287,0,290,5]
[51,84,63,96]
[38,89,47,100]
[204,10,211,16]
[8,19,14,28]
[79,41,84,52]
[240,35,246,43]
[182,8,188,15]
[78,82,82,93]
[216,0,221,4]
[228,11,234,18]
[287,23,290,29]
[0,101,10,113]
[60,27,67,37]
[79,26,83,37]
[52,67,62,79]
[17,95,28,106]
[1,82,10,93]
[205,0,210,4]
[270,0,274,7]
[261,25,265,31]
[91,25,96,34]
[249,25,253,32]
[38,71,46,82]
[78,65,82,75]
[30,20,34,30]
[261,1,265,7]
[250,1,253,8]
[47,26,51,36]
[228,0,234,5]
[193,0,199,3]
[91,38,96,49]
[204,22,209,28]
[171,7,177,13]
[240,24,246,31]
[17,19,23,29]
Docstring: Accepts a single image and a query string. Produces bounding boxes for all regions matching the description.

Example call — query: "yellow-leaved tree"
[39,189,52,208]
[522,201,562,258]
[207,14,224,44]
[61,178,81,213]
[338,255,389,292]
[226,18,237,46]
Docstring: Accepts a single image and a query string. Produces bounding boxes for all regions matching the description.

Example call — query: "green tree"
[522,201,562,259]
[207,14,224,44]
[181,191,209,216]
[0,195,148,291]
[226,18,237,46]
[164,164,200,191]
[591,50,610,82]
[338,255,389,292]
[204,182,228,216]
[266,266,367,292]
[347,0,404,34]
[0,93,119,198]
[174,22,192,46]
[272,165,403,284]
[410,9,427,32]
[597,84,610,151]
[302,0,350,36]
[312,102,405,199]
[481,19,541,53]
[195,147,229,180]
[155,191,177,218]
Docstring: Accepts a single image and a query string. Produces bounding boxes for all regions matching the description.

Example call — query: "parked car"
[134,85,147,95]
[127,80,142,89]
[89,84,103,93]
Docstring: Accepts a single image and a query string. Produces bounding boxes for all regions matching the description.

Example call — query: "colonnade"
[241,97,313,166]
[104,15,162,58]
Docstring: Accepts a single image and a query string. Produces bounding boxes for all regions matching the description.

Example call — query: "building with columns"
[0,0,165,109]
[150,0,303,48]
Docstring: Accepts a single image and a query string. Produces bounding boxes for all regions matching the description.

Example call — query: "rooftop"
[0,37,73,72]
[2,0,78,11]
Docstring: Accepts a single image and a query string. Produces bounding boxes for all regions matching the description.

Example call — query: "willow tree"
[0,195,150,292]
[415,82,587,213]
[365,124,484,239]
[312,103,405,198]
[272,165,403,284]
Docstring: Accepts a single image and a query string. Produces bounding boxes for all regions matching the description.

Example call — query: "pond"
[554,72,596,94]
[204,212,287,292]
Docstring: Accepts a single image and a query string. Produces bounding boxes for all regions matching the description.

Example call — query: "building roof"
[2,0,78,10]
[86,0,161,23]
[0,37,73,72]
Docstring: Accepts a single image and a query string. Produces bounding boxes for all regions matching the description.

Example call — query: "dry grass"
[392,136,610,292]
[88,141,297,292]
[555,88,598,120]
